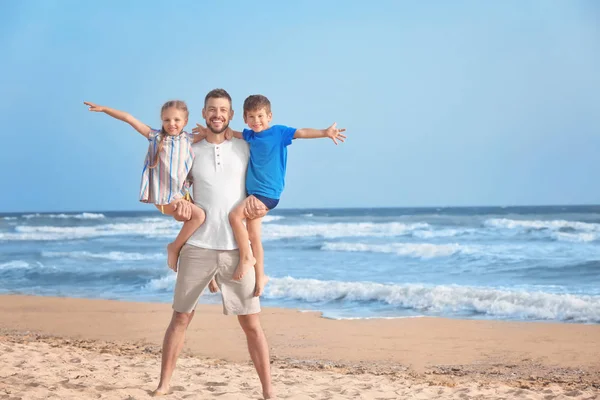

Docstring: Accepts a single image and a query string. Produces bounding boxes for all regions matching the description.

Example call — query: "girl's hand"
[83,101,105,112]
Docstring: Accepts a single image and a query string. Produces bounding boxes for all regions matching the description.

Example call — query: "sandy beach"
[0,295,599,399]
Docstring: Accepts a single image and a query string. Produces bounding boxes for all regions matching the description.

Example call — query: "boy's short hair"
[205,88,232,107]
[243,95,271,115]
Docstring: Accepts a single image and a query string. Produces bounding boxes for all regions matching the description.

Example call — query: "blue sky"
[1,0,599,212]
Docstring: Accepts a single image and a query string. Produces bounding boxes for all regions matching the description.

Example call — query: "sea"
[1,206,599,324]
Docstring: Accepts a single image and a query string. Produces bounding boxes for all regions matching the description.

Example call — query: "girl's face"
[161,107,188,136]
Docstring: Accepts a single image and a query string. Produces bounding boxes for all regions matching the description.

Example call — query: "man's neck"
[205,132,226,145]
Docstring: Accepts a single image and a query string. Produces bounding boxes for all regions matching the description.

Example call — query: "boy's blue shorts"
[249,193,279,210]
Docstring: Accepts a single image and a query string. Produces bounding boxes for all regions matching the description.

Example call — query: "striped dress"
[139,129,195,205]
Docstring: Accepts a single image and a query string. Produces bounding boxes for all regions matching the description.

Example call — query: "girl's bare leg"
[157,203,206,271]
[229,198,256,280]
[247,217,268,297]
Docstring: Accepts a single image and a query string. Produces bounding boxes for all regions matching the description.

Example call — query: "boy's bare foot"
[254,274,270,297]
[166,243,179,271]
[208,278,219,293]
[232,256,256,280]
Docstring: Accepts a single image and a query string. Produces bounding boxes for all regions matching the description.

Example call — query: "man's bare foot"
[263,386,276,399]
[254,274,270,297]
[152,387,170,396]
[166,243,179,272]
[208,278,219,293]
[232,256,256,280]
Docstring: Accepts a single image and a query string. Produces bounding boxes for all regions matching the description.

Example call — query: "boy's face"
[244,108,272,133]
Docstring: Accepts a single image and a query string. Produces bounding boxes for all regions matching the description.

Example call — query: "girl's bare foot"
[166,243,179,271]
[232,256,256,280]
[254,274,270,297]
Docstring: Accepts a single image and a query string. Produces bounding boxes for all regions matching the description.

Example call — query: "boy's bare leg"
[162,203,206,271]
[153,311,195,396]
[230,199,256,280]
[238,313,274,399]
[248,217,268,297]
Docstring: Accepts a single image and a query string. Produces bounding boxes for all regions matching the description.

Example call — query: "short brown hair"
[243,94,271,115]
[204,88,232,107]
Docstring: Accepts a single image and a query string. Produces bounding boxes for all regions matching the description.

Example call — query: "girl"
[84,100,206,271]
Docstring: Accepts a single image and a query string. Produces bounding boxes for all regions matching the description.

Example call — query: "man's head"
[243,94,272,133]
[202,88,234,134]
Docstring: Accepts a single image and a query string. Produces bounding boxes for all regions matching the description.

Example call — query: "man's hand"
[83,101,105,112]
[325,122,347,145]
[172,199,192,221]
[244,196,268,220]
[208,278,219,293]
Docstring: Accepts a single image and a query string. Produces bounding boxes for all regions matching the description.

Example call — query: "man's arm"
[191,124,244,141]
[294,122,346,145]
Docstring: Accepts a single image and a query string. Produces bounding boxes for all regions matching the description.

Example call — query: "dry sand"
[0,295,598,399]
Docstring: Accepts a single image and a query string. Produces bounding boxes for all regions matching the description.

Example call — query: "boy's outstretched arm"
[294,122,346,145]
[84,101,152,138]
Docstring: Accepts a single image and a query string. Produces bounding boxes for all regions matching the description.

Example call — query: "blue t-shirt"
[243,125,297,200]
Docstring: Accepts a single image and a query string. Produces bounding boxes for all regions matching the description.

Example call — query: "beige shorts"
[172,244,261,315]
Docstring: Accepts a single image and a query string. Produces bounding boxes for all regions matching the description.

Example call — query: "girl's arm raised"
[84,101,152,138]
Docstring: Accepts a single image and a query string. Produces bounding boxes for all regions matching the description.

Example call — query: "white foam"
[262,215,284,223]
[322,242,473,258]
[2,217,17,220]
[145,274,176,290]
[262,222,430,240]
[485,218,600,232]
[42,251,164,261]
[266,277,600,323]
[0,260,30,270]
[22,213,106,220]
[1,220,179,241]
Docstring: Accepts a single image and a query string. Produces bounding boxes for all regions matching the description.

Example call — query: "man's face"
[202,97,233,134]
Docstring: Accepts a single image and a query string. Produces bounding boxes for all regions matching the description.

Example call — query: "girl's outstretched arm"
[84,101,152,138]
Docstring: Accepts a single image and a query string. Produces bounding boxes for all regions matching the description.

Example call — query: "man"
[153,89,272,399]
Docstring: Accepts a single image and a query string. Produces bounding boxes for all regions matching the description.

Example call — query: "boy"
[195,94,346,296]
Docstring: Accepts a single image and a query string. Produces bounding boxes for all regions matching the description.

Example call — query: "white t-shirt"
[186,138,249,250]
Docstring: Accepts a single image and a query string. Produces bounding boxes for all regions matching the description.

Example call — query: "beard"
[206,119,230,134]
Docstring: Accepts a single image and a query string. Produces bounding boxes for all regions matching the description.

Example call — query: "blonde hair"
[149,100,189,169]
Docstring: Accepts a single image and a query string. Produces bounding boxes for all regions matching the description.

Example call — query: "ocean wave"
[485,218,600,242]
[262,222,430,240]
[0,220,178,241]
[485,218,600,232]
[266,277,600,323]
[144,274,176,290]
[22,213,106,220]
[263,215,284,223]
[41,251,164,261]
[0,260,30,270]
[321,242,473,258]
[2,217,17,220]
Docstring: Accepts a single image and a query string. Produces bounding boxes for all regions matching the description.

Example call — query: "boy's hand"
[224,128,233,140]
[325,123,347,145]
[83,101,105,112]
[192,123,210,139]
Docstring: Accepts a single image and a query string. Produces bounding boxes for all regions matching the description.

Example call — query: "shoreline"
[1,294,599,398]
